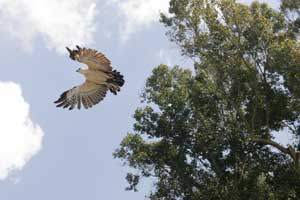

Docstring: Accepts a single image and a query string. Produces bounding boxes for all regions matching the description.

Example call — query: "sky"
[0,0,282,199]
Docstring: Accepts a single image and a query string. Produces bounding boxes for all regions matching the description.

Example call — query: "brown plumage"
[55,46,124,110]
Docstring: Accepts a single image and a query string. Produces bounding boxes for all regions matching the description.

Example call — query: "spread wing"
[54,81,108,110]
[66,46,112,72]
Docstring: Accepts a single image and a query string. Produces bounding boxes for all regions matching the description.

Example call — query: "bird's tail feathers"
[108,70,125,95]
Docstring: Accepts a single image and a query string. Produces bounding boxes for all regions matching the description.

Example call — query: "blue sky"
[0,0,282,199]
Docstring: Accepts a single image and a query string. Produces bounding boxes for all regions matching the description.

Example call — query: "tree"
[114,0,300,199]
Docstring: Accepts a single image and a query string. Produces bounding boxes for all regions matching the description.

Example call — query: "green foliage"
[115,0,300,199]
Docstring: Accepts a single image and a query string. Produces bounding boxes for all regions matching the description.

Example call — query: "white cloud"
[0,82,43,181]
[0,0,97,54]
[112,0,170,41]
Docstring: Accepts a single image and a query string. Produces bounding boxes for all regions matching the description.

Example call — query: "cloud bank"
[0,82,43,180]
[0,0,97,53]
[112,0,170,41]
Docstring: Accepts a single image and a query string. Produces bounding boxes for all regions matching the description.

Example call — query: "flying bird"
[54,46,124,110]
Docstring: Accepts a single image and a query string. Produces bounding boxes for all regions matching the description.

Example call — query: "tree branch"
[249,137,299,165]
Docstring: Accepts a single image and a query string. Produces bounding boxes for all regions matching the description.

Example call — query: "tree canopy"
[114,0,300,199]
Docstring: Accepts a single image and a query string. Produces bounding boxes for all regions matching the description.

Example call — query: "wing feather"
[77,96,82,110]
[67,45,112,72]
[54,81,108,110]
[81,97,89,109]
[85,96,93,107]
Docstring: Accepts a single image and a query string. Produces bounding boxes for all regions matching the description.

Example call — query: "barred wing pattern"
[54,81,108,110]
[67,46,112,72]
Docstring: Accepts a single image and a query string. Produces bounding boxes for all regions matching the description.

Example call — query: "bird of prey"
[54,45,124,110]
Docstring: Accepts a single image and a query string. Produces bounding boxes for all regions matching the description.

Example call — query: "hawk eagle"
[54,46,124,110]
